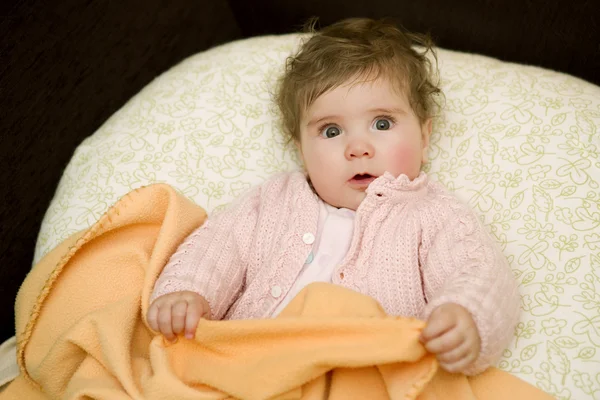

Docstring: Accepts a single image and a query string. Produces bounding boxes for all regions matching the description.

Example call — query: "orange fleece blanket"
[1,183,552,400]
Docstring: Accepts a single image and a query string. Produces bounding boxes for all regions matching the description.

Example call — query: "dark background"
[1,0,598,342]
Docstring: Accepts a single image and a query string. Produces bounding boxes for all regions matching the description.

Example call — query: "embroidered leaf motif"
[223,70,241,88]
[185,136,205,166]
[573,313,600,347]
[469,182,496,212]
[520,343,538,361]
[584,234,600,251]
[576,112,596,135]
[250,123,265,139]
[519,241,550,270]
[518,142,544,164]
[533,186,553,215]
[456,138,471,157]
[210,134,225,146]
[591,253,600,269]
[547,341,570,382]
[192,130,212,140]
[557,158,591,185]
[577,347,596,360]
[522,271,536,285]
[505,125,521,137]
[510,190,525,209]
[560,185,576,197]
[479,133,498,159]
[582,109,600,118]
[540,179,562,190]
[200,72,215,85]
[592,254,600,282]
[98,160,114,180]
[162,138,177,153]
[554,336,579,349]
[573,371,594,395]
[501,101,534,124]
[485,124,505,134]
[120,152,135,163]
[565,257,582,273]
[551,112,567,126]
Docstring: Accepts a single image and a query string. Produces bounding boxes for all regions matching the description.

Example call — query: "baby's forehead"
[310,75,410,105]
[301,77,414,120]
[319,70,408,97]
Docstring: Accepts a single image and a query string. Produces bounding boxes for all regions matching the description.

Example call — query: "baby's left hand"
[420,303,481,373]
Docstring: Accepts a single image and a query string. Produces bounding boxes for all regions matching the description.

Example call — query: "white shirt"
[271,200,355,316]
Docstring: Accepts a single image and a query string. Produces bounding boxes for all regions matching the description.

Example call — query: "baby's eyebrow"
[307,115,340,127]
[367,107,408,115]
[306,107,408,127]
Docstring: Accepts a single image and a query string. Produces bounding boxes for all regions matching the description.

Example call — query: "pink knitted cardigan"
[151,171,520,375]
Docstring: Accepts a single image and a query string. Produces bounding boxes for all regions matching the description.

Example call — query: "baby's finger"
[158,306,175,342]
[146,303,160,332]
[171,301,188,336]
[440,349,477,374]
[421,309,456,341]
[436,339,472,364]
[184,302,202,339]
[424,327,464,354]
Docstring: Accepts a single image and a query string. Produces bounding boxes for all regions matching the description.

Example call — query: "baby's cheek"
[389,146,421,178]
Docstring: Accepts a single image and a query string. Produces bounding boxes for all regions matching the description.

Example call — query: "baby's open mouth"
[348,173,377,190]
[353,174,373,180]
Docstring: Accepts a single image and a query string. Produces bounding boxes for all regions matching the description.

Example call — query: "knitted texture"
[151,171,520,375]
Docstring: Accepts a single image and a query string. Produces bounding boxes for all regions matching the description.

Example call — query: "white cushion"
[35,33,600,399]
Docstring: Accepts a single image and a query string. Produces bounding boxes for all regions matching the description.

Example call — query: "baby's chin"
[331,192,365,211]
[349,193,366,210]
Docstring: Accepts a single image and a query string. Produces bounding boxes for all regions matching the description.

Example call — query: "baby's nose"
[345,140,374,159]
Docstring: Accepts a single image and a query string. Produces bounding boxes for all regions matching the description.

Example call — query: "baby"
[147,18,520,375]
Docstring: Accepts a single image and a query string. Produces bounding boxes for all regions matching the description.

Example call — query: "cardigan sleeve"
[419,198,521,375]
[150,184,262,320]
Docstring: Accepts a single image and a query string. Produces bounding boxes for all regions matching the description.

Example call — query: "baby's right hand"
[147,291,211,342]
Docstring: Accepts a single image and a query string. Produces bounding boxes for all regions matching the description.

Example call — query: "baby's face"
[297,77,431,211]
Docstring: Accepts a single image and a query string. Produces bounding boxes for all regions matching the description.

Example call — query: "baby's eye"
[373,118,393,130]
[321,125,342,139]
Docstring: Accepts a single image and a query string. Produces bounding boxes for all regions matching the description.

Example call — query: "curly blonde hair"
[275,17,441,142]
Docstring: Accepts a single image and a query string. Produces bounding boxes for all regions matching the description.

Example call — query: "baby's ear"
[421,118,433,164]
